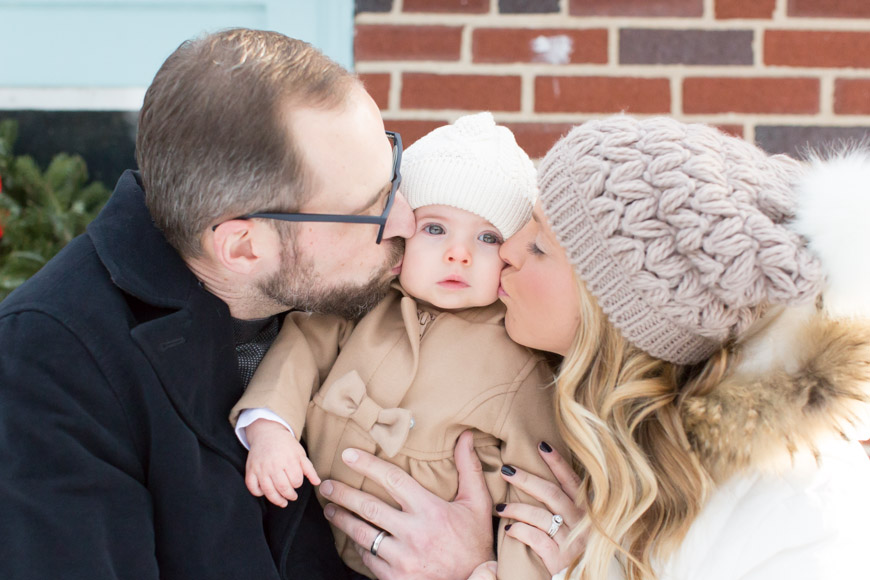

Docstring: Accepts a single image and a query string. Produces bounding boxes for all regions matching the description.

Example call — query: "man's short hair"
[136,28,357,258]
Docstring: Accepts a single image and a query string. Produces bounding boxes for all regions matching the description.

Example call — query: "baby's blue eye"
[424,224,445,235]
[479,232,502,245]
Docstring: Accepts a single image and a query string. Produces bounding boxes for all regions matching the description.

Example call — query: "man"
[0,29,491,579]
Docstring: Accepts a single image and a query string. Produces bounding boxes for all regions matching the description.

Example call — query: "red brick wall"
[354,0,870,158]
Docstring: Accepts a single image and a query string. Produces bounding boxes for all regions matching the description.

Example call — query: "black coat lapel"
[131,290,247,470]
[89,170,247,470]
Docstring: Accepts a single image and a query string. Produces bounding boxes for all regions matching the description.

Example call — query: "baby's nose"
[445,245,471,265]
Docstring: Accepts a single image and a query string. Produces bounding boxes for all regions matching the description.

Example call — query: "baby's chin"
[419,294,500,311]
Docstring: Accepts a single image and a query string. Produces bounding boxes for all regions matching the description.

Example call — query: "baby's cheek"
[482,266,504,300]
[397,267,417,294]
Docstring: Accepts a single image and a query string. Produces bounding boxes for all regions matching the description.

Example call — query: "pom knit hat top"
[539,115,826,365]
[401,112,537,239]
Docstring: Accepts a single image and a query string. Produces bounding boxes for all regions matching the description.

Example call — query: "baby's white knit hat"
[400,112,537,239]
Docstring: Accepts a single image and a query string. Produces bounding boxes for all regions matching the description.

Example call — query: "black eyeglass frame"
[214,131,402,244]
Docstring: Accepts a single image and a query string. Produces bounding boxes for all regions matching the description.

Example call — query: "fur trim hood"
[681,305,870,483]
[680,148,870,483]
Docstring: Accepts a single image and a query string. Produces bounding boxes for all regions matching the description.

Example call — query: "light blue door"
[0,0,354,87]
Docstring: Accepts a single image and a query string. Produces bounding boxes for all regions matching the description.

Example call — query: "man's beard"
[258,237,404,321]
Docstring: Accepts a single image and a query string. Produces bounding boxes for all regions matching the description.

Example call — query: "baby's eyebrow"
[416,212,450,222]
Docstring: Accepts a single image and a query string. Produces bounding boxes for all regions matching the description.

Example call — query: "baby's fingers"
[260,473,293,507]
[302,457,321,486]
[245,470,265,498]
[285,463,306,489]
[273,470,300,503]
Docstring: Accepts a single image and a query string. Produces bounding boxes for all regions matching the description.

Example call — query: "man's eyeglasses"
[215,131,402,244]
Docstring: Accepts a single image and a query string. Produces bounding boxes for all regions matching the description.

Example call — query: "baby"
[231,112,565,579]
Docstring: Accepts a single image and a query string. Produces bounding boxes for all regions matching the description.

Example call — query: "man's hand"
[466,561,498,580]
[320,430,494,580]
[244,419,320,507]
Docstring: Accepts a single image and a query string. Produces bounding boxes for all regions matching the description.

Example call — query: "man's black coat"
[0,171,347,579]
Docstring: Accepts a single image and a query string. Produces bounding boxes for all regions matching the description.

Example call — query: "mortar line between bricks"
[381,110,870,124]
[356,62,868,78]
[672,74,683,115]
[754,26,764,69]
[745,123,756,143]
[683,114,870,125]
[608,23,619,68]
[355,14,870,31]
[388,70,401,114]
[460,24,473,64]
[819,74,835,117]
[773,0,787,20]
[702,0,714,22]
[521,72,535,115]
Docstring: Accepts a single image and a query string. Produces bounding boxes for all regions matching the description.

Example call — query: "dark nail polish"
[501,465,516,477]
[504,524,512,531]
[539,441,553,453]
[495,503,506,512]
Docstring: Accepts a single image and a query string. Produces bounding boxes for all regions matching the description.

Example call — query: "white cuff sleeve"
[235,408,296,450]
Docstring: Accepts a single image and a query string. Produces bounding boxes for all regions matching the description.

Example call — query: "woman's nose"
[500,225,527,267]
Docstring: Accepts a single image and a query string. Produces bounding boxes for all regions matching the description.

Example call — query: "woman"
[479,115,870,579]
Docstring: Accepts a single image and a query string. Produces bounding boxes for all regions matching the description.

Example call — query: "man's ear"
[210,219,279,275]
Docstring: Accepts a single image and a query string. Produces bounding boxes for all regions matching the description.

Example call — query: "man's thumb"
[466,561,498,580]
[454,430,489,505]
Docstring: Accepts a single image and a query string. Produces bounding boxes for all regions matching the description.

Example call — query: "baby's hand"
[244,418,321,507]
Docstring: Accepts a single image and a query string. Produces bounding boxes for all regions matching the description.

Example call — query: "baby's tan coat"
[232,284,565,579]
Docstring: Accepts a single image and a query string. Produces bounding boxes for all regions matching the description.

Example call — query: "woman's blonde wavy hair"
[560,276,730,580]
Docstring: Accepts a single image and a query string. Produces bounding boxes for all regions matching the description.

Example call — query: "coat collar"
[391,281,508,325]
[371,283,509,410]
[88,170,196,308]
[681,307,870,482]
[88,171,246,470]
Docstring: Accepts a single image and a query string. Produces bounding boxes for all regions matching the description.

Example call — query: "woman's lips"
[498,272,509,297]
[391,258,404,275]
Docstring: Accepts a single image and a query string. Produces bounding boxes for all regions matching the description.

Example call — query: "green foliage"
[0,119,111,301]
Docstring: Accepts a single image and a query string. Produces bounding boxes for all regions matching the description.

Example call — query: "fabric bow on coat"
[319,370,412,457]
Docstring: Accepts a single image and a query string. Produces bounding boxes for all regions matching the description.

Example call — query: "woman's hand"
[320,431,494,580]
[499,442,586,576]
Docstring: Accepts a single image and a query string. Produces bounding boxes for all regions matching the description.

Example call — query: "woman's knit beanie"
[401,112,537,239]
[539,115,826,365]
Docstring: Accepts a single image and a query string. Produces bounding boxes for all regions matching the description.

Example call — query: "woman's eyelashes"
[527,241,545,255]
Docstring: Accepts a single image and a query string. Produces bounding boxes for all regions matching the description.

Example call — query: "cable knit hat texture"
[401,112,537,239]
[539,115,825,365]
